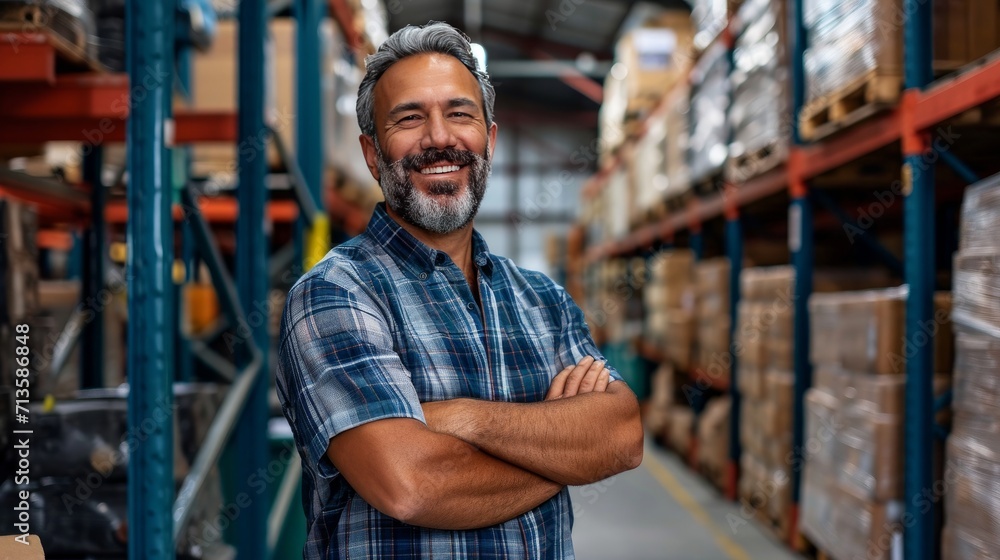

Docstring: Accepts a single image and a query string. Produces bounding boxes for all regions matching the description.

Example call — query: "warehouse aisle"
[570,441,802,560]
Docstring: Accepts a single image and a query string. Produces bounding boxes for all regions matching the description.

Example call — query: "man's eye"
[451,112,471,118]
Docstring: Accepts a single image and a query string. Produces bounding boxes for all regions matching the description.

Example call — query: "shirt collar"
[365,203,494,278]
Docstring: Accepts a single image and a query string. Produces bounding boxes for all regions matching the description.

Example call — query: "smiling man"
[276,21,643,560]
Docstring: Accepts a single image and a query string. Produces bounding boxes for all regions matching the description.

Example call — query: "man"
[276,21,643,560]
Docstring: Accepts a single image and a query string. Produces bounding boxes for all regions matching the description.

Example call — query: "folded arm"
[326,417,562,530]
[424,377,644,486]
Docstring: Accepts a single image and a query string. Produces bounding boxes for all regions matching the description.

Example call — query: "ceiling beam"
[482,27,611,60]
[487,59,611,78]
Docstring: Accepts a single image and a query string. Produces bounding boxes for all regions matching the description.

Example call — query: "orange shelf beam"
[915,54,1000,131]
[36,229,74,251]
[105,198,299,224]
[0,33,56,83]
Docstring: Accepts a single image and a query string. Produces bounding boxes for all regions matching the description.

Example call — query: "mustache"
[399,148,481,171]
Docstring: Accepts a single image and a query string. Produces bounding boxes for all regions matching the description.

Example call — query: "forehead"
[373,53,484,117]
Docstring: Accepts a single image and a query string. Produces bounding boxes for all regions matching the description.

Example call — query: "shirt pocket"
[501,306,560,402]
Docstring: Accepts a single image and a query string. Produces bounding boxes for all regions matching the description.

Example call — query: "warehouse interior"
[1,0,1000,558]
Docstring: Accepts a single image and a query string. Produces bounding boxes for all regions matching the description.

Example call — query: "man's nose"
[420,112,458,151]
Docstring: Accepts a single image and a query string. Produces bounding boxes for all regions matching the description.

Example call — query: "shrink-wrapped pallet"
[727,0,788,182]
[687,42,731,183]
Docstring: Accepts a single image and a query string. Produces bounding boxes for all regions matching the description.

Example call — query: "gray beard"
[374,142,491,235]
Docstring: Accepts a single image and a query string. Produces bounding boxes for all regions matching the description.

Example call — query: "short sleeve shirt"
[275,203,624,560]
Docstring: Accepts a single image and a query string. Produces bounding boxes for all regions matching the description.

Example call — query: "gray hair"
[356,22,495,140]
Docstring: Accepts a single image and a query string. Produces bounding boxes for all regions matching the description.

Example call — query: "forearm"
[401,431,562,530]
[440,384,643,486]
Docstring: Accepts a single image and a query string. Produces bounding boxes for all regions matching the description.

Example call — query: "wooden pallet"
[795,530,835,560]
[800,69,903,141]
[753,508,792,545]
[0,16,103,74]
[726,140,788,184]
[692,172,725,198]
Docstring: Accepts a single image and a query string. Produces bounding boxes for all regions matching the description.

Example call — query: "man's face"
[361,53,497,234]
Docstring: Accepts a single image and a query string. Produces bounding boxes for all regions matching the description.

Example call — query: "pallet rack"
[0,1,371,557]
[581,2,1000,558]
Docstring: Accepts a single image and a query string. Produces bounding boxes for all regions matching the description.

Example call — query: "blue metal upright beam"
[126,0,175,557]
[725,215,742,500]
[902,0,935,557]
[788,0,813,532]
[295,0,325,277]
[234,0,270,557]
[81,145,105,389]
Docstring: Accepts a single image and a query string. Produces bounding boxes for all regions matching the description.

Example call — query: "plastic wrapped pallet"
[697,396,731,487]
[645,364,675,434]
[665,84,692,200]
[727,0,788,183]
[668,406,694,454]
[959,172,1000,253]
[687,42,731,183]
[943,413,1000,560]
[952,333,1000,418]
[952,252,1000,337]
[836,288,954,375]
[689,0,738,48]
[800,463,838,554]
[829,487,903,560]
[0,1,98,61]
[616,12,695,117]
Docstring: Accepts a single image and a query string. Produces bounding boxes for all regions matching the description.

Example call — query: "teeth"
[420,165,461,174]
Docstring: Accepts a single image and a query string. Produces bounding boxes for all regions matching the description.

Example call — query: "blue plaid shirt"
[276,203,622,560]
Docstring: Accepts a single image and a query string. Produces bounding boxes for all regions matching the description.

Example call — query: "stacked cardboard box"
[697,395,732,488]
[943,173,1000,559]
[735,266,795,536]
[645,363,676,437]
[616,12,694,119]
[645,250,696,370]
[695,258,731,384]
[801,288,955,560]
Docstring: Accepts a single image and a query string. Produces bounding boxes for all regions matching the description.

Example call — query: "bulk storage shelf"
[579,1,999,558]
[0,1,368,558]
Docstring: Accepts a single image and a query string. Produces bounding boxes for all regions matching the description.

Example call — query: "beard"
[374,141,492,235]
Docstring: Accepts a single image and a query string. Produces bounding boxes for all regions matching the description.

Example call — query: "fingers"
[545,365,575,400]
[563,356,604,398]
[577,359,607,394]
[595,368,611,392]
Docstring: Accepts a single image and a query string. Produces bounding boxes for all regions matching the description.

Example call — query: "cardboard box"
[830,487,903,560]
[804,388,842,468]
[697,396,732,485]
[617,13,695,112]
[668,406,694,454]
[0,535,44,558]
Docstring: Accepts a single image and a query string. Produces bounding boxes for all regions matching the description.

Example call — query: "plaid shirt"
[276,203,622,560]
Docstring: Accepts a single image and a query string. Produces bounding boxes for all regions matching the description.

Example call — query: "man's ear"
[487,121,498,161]
[359,134,381,181]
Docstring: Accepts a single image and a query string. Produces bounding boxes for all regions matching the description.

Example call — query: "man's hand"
[545,356,611,400]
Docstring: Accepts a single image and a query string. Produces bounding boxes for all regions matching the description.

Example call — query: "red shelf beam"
[105,198,299,225]
[0,33,56,83]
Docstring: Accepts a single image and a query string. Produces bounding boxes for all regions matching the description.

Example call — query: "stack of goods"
[0,199,40,389]
[726,0,788,183]
[667,405,695,456]
[645,363,676,437]
[0,1,97,61]
[565,226,586,306]
[687,41,731,186]
[90,0,126,71]
[616,12,694,122]
[801,0,999,140]
[697,395,732,488]
[943,173,1000,559]
[630,110,669,227]
[694,258,731,384]
[735,266,794,536]
[664,83,692,202]
[689,0,739,49]
[600,168,631,243]
[645,250,695,370]
[800,288,954,560]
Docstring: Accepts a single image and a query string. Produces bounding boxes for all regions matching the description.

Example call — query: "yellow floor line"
[642,450,751,560]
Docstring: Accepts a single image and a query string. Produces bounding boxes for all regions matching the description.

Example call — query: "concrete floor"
[570,441,804,560]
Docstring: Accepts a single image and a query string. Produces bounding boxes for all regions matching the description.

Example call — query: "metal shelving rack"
[0,0,372,557]
[580,2,1000,557]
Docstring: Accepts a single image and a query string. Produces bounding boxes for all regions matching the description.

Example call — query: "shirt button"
[467,302,475,310]
[418,272,428,280]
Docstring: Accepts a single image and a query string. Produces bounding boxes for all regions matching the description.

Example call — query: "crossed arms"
[326,356,644,531]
